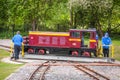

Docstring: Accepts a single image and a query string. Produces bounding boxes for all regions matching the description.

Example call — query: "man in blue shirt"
[102,32,112,57]
[12,31,23,60]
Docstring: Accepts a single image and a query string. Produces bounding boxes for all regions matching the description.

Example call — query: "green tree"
[0,0,8,31]
[68,0,120,37]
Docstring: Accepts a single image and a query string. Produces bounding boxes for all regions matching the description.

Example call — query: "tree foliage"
[0,0,120,38]
[68,0,120,36]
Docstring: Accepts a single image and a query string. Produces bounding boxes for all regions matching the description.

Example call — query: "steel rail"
[39,64,50,80]
[80,65,110,80]
[0,45,12,49]
[28,63,120,66]
[74,65,110,80]
[74,65,99,80]
[74,62,120,66]
[11,60,27,64]
[0,45,12,52]
[27,61,49,80]
[78,63,120,66]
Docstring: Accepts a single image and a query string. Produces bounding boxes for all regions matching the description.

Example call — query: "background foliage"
[0,0,120,38]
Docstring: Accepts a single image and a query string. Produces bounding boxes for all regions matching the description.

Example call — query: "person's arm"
[12,37,14,43]
[21,36,23,42]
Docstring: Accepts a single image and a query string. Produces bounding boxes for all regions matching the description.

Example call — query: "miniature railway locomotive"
[23,29,98,57]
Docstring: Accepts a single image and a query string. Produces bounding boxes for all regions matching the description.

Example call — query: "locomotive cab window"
[70,31,80,38]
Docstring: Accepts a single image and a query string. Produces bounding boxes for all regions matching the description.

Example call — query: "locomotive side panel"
[29,32,70,48]
[69,38,81,48]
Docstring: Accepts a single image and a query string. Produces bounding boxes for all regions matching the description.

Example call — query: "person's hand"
[102,44,105,46]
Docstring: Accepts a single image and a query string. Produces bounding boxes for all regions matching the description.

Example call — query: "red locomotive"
[23,29,98,57]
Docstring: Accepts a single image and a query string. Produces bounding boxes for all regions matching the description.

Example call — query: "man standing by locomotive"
[102,32,112,57]
[12,31,23,60]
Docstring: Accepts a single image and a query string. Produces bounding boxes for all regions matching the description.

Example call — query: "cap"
[105,32,109,37]
[17,31,20,34]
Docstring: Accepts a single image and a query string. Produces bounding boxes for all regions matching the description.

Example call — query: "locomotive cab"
[69,29,98,57]
[69,29,97,48]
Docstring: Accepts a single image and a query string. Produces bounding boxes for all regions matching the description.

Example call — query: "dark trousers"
[103,48,109,57]
[14,45,21,59]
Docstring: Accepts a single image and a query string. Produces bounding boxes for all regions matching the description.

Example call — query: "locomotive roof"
[29,31,69,36]
[29,31,68,34]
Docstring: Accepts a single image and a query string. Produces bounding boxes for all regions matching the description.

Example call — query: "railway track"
[0,44,11,49]
[66,61,110,80]
[28,61,110,80]
[0,44,12,52]
[27,61,51,80]
[27,61,112,80]
[27,61,120,67]
[74,65,109,80]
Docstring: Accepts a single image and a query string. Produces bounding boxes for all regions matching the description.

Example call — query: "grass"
[114,46,120,61]
[0,49,23,80]
[111,39,120,60]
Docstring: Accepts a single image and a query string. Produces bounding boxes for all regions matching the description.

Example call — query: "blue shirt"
[102,36,112,49]
[12,34,23,46]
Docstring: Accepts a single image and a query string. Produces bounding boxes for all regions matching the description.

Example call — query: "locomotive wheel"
[71,51,79,56]
[83,51,91,57]
[28,48,34,54]
[38,49,45,55]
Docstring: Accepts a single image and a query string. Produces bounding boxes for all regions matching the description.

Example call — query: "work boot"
[10,57,14,60]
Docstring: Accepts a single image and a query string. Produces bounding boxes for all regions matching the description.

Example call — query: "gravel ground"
[45,66,93,80]
[0,39,11,46]
[6,65,38,80]
[5,60,47,80]
[87,66,120,80]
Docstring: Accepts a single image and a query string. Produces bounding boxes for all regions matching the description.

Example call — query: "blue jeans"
[14,45,21,59]
[103,48,109,57]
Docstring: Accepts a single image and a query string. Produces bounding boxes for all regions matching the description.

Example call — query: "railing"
[10,42,25,57]
[97,45,114,58]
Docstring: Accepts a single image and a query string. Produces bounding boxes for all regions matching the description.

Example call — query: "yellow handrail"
[111,45,114,58]
[10,42,13,54]
[99,45,114,58]
[22,43,24,57]
[99,44,103,57]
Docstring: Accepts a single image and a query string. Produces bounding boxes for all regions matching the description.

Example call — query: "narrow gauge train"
[23,29,98,57]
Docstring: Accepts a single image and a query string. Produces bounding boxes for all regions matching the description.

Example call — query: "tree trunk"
[70,8,74,28]
[97,21,103,38]
[74,12,77,29]
[32,19,36,31]
[107,7,113,34]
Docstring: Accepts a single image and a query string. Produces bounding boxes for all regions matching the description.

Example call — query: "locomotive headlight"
[72,43,76,46]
